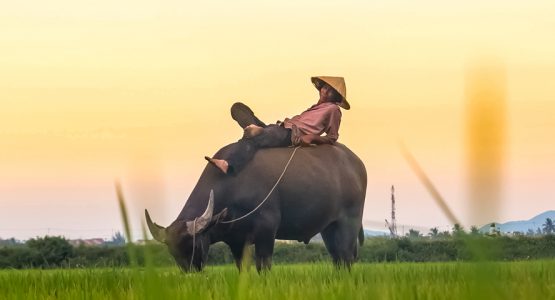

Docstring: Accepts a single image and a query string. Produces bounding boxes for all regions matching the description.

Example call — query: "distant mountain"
[479,210,555,233]
[363,229,389,237]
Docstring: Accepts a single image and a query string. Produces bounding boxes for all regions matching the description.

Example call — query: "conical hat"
[311,76,350,110]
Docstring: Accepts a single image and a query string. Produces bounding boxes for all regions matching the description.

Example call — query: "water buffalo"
[145,143,367,272]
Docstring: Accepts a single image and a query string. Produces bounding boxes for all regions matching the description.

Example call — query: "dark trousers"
[222,104,292,174]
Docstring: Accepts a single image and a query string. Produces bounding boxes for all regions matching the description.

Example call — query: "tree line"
[1,231,554,269]
[408,217,555,238]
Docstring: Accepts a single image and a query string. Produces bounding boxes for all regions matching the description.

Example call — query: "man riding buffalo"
[205,76,350,175]
[145,76,366,272]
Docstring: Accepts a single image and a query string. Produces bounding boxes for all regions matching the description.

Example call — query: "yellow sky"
[1,1,554,239]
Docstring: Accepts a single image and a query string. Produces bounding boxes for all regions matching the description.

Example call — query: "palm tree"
[452,223,465,236]
[542,218,554,234]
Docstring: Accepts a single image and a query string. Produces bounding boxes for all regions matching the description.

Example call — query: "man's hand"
[299,134,315,146]
[298,134,334,146]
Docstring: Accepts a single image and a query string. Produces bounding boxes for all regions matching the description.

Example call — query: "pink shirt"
[283,102,342,142]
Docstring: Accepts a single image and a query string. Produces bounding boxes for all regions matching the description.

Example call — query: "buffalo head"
[145,190,227,272]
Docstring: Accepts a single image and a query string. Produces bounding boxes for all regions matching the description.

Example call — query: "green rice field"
[1,261,553,300]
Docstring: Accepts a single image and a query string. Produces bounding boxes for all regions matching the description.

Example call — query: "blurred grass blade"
[399,142,461,225]
[141,223,153,267]
[115,180,137,267]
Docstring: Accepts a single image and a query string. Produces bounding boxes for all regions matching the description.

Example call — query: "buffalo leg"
[333,221,358,269]
[229,241,246,272]
[322,221,358,269]
[254,235,275,273]
[321,222,340,263]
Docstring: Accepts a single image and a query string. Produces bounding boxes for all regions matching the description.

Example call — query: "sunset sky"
[1,1,554,239]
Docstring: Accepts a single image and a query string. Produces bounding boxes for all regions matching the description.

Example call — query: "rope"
[221,146,300,224]
[189,218,197,270]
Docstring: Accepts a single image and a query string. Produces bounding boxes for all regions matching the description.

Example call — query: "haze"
[1,0,554,239]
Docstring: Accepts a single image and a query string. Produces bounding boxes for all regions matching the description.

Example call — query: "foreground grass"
[0,261,553,300]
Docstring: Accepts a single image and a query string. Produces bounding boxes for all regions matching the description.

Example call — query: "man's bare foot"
[244,124,264,138]
[204,156,229,174]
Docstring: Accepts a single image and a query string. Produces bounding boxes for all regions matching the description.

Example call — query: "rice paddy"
[1,260,553,300]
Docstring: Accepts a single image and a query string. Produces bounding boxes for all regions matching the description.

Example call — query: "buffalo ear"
[186,208,228,235]
[186,208,227,236]
[204,208,228,231]
[212,208,228,223]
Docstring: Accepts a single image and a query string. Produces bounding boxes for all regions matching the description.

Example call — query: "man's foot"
[204,156,229,174]
[243,124,264,138]
[231,102,266,129]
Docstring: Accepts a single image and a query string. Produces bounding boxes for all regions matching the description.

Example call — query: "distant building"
[0,238,21,246]
[488,223,500,236]
[69,238,105,247]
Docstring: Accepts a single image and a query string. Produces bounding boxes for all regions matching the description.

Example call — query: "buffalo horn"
[145,209,167,243]
[186,189,214,235]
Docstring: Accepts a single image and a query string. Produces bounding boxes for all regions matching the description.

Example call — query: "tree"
[106,231,126,246]
[452,224,465,236]
[428,227,439,238]
[469,226,480,235]
[542,218,554,234]
[26,236,74,268]
[407,229,422,239]
[438,231,451,238]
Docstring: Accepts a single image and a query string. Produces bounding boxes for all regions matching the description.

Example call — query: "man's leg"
[230,102,266,129]
[206,126,291,174]
[251,125,292,148]
[207,139,257,174]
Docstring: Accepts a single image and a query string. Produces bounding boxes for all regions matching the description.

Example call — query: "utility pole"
[385,185,398,238]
